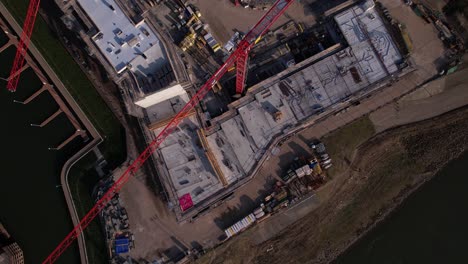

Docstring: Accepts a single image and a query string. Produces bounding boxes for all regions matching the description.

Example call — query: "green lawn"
[68,153,108,264]
[322,116,376,177]
[0,1,125,263]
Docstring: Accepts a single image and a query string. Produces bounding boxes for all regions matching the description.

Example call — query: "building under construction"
[137,0,407,222]
[56,0,406,222]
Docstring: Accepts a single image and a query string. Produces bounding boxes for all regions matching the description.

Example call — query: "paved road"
[251,193,320,245]
[0,3,102,264]
[371,68,468,133]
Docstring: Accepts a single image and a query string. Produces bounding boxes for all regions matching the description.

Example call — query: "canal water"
[0,42,82,262]
[334,151,468,264]
[0,28,7,47]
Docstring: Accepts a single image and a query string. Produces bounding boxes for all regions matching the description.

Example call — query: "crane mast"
[6,0,41,92]
[39,0,293,262]
[234,0,292,94]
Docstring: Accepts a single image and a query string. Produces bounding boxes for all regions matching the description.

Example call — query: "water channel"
[0,30,81,263]
[335,151,468,264]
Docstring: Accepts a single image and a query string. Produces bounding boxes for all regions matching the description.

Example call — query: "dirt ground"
[118,61,468,261]
[116,0,467,262]
[196,104,468,264]
[380,0,445,74]
[189,0,337,44]
[421,0,447,12]
[119,167,226,261]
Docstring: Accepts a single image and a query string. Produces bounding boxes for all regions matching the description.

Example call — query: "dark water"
[0,30,7,48]
[0,46,81,263]
[335,151,468,264]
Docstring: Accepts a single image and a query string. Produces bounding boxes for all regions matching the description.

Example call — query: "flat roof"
[142,87,224,208]
[334,0,402,76]
[155,116,223,205]
[206,1,403,176]
[136,84,186,108]
[143,84,190,125]
[239,88,297,147]
[205,129,246,185]
[208,46,386,174]
[77,0,166,74]
[206,116,259,184]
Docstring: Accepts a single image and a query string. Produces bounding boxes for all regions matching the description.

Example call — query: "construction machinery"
[179,33,197,51]
[38,0,294,262]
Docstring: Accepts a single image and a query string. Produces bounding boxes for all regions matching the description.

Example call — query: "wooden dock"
[38,109,63,127]
[22,83,88,150]
[56,131,80,150]
[0,12,88,151]
[23,84,47,104]
[0,38,14,53]
[6,64,28,81]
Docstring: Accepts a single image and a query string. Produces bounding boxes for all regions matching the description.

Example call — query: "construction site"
[142,0,406,222]
[1,0,465,262]
[47,0,412,260]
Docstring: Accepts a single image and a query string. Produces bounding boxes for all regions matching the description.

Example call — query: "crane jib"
[42,0,295,262]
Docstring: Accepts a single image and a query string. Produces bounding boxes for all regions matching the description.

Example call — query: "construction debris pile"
[223,140,331,240]
[95,177,135,264]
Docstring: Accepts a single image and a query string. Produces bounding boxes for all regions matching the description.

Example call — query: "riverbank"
[261,105,468,264]
[0,3,107,263]
[334,150,468,263]
[195,101,468,264]
[324,106,468,263]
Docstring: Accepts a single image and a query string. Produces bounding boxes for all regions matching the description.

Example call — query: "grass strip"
[0,1,126,262]
[322,116,375,177]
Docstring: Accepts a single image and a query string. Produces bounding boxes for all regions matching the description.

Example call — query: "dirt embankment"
[196,106,468,264]
[258,107,468,264]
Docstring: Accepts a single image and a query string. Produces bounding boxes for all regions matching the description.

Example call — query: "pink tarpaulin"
[179,193,194,211]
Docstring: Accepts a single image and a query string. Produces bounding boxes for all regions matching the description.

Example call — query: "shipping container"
[295,167,306,178]
[224,214,257,238]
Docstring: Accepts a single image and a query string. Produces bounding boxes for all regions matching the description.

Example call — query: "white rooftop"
[144,85,190,130]
[77,0,166,74]
[136,84,187,108]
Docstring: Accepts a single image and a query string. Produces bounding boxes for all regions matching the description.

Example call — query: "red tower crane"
[41,0,294,262]
[6,0,41,92]
[234,0,294,94]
